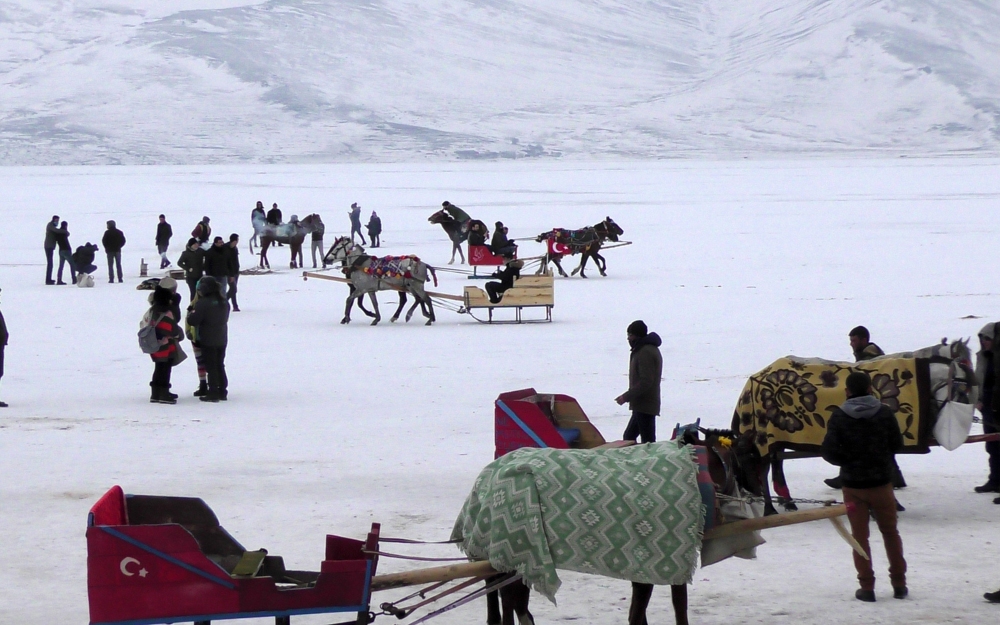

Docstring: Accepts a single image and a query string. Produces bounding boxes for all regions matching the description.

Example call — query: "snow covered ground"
[1,158,999,623]
[2,1,1000,164]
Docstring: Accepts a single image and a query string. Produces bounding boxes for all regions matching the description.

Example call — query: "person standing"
[203,236,230,299]
[366,211,382,248]
[155,215,173,269]
[102,220,126,283]
[225,233,241,312]
[821,371,907,602]
[44,215,63,285]
[850,326,885,361]
[0,288,7,407]
[266,203,282,226]
[187,276,230,402]
[147,285,184,404]
[614,320,663,443]
[251,201,266,249]
[349,203,367,245]
[310,214,326,267]
[177,238,205,301]
[191,216,212,248]
[55,221,77,285]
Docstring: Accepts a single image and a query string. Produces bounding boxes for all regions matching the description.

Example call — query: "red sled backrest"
[88,485,128,527]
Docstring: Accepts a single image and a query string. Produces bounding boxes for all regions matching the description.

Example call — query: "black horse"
[536,216,623,278]
[428,202,488,265]
[487,427,766,625]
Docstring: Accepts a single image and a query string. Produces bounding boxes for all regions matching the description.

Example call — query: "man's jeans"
[107,251,122,282]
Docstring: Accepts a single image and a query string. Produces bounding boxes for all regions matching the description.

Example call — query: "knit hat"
[202,216,210,223]
[158,276,178,292]
[627,320,648,337]
[197,275,219,295]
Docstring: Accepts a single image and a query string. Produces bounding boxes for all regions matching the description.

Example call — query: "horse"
[732,339,977,516]
[323,236,437,325]
[535,217,623,278]
[428,204,486,265]
[487,429,765,625]
[252,213,320,269]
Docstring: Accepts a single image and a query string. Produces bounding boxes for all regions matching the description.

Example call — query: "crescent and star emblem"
[120,557,149,578]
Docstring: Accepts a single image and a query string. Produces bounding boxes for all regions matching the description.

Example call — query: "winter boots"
[193,380,208,397]
[149,385,177,405]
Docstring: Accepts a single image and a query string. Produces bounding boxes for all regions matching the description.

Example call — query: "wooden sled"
[462,274,554,324]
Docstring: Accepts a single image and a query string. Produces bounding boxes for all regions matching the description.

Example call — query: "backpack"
[138,312,167,354]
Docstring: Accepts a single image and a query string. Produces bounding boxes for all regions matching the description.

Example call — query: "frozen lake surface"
[1,158,998,623]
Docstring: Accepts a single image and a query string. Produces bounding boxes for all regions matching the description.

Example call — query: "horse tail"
[427,264,438,287]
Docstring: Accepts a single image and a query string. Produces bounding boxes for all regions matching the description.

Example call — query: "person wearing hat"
[310,213,327,268]
[186,276,230,402]
[147,282,184,404]
[490,221,516,257]
[0,288,8,407]
[101,220,126,283]
[203,236,230,299]
[155,214,173,269]
[191,216,212,248]
[614,320,663,443]
[366,211,382,248]
[349,202,367,245]
[225,233,241,312]
[485,259,523,304]
[177,238,205,301]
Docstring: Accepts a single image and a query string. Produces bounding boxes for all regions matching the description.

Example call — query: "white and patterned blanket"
[451,443,704,602]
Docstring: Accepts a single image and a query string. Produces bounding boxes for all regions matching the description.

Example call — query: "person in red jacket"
[148,285,184,404]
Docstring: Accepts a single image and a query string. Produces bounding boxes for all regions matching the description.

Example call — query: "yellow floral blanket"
[733,356,926,456]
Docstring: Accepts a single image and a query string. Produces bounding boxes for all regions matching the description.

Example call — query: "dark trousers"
[351,223,366,245]
[843,483,907,592]
[186,277,199,301]
[106,251,122,282]
[984,405,1000,483]
[485,281,507,304]
[201,345,228,396]
[227,275,239,310]
[57,249,77,283]
[45,247,55,282]
[0,345,5,380]
[157,243,170,268]
[623,411,656,443]
[151,360,172,388]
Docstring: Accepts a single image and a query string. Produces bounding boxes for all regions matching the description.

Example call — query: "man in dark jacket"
[310,214,327,267]
[102,220,126,283]
[155,214,173,269]
[615,320,663,443]
[822,371,907,602]
[225,234,241,312]
[0,287,7,407]
[349,203,366,245]
[266,203,282,226]
[72,243,99,275]
[44,215,63,285]
[490,221,517,257]
[973,322,1000,494]
[177,238,205,301]
[366,211,382,248]
[186,276,230,402]
[850,326,885,361]
[485,260,522,303]
[202,236,230,299]
[55,221,76,285]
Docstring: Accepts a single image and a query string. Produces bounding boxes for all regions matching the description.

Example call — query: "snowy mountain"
[2,0,999,164]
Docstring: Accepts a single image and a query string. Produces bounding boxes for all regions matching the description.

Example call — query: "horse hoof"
[580,274,588,279]
[425,320,433,326]
[448,259,454,265]
[390,317,398,323]
[341,318,350,324]
[371,319,380,326]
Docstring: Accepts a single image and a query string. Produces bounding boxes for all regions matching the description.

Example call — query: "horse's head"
[674,422,766,499]
[324,236,361,265]
[428,209,453,225]
[597,216,623,242]
[299,214,322,232]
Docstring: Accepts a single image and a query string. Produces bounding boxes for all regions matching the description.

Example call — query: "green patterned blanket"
[451,443,704,602]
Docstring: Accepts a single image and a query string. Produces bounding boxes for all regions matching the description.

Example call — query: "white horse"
[323,236,437,326]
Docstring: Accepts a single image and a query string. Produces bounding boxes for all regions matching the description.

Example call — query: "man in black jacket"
[0,287,7,407]
[155,215,173,269]
[225,234,241,312]
[44,215,63,285]
[485,260,522,303]
[202,236,230,299]
[615,320,663,443]
[101,220,126,283]
[177,238,205,301]
[490,221,517,257]
[821,371,907,602]
[186,276,230,402]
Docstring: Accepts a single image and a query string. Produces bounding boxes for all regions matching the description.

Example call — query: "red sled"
[494,388,611,458]
[468,244,514,278]
[86,485,379,625]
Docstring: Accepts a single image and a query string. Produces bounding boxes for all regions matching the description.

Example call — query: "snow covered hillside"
[2,0,999,165]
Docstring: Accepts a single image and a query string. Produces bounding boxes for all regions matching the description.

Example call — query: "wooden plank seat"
[463,274,554,323]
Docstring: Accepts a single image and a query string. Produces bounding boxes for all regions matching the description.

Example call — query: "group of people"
[43,215,125,285]
[348,202,382,247]
[178,232,242,312]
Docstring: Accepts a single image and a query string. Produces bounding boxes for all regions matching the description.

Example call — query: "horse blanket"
[733,356,929,457]
[362,255,419,280]
[451,443,704,602]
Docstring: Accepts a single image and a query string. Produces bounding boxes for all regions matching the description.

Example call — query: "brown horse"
[253,213,320,269]
[487,427,765,625]
[535,217,623,278]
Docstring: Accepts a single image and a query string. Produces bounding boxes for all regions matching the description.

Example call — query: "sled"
[462,274,553,324]
[467,244,513,279]
[86,486,379,625]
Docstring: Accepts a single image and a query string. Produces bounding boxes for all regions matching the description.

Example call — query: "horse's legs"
[594,251,607,276]
[771,455,798,511]
[760,455,779,516]
[355,286,377,318]
[390,292,407,323]
[423,295,436,325]
[498,580,533,625]
[342,292,358,324]
[485,578,502,625]
[551,255,568,278]
[670,584,689,625]
[628,582,653,625]
[572,252,589,278]
[404,298,422,322]
[368,291,381,325]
